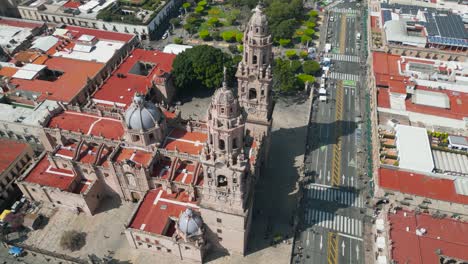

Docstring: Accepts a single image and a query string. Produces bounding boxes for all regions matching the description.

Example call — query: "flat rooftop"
[6,56,104,103]
[24,155,76,191]
[0,139,30,175]
[389,209,468,264]
[395,125,434,173]
[92,49,176,108]
[129,188,198,237]
[379,167,468,204]
[0,100,59,126]
[162,128,207,156]
[47,111,124,140]
[114,147,153,168]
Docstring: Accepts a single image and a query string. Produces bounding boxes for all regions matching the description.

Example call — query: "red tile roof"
[64,25,134,42]
[24,156,76,191]
[0,67,19,78]
[0,139,29,175]
[129,188,198,236]
[47,111,124,140]
[10,57,104,103]
[0,18,44,28]
[92,49,176,108]
[377,88,391,108]
[163,128,207,155]
[389,210,468,264]
[63,0,81,8]
[114,147,153,167]
[379,168,468,204]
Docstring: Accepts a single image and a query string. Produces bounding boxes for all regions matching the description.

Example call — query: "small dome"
[124,94,164,131]
[249,4,268,31]
[213,87,235,106]
[178,208,203,236]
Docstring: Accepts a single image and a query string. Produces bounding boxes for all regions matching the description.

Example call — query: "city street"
[293,1,369,263]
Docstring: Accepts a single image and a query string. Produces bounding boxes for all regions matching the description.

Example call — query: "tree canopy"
[273,58,301,92]
[172,45,235,91]
[303,60,320,75]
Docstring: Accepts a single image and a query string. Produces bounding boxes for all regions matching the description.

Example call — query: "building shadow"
[93,195,123,215]
[176,87,214,104]
[246,119,358,255]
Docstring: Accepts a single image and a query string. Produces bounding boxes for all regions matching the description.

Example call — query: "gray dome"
[249,4,268,31]
[213,87,235,106]
[178,208,203,236]
[124,94,164,131]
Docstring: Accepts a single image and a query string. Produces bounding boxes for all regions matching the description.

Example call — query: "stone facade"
[16,4,274,262]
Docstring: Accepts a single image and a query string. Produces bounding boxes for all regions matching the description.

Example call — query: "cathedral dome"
[124,94,164,131]
[213,86,235,106]
[249,4,268,31]
[178,208,203,236]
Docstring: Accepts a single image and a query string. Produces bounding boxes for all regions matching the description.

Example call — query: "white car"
[162,32,169,40]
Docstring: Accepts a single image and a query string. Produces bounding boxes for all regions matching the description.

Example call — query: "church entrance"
[130,192,141,203]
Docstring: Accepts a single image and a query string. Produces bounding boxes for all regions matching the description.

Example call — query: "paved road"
[293,1,369,264]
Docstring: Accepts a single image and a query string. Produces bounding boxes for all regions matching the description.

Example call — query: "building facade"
[16,4,273,262]
[0,138,33,210]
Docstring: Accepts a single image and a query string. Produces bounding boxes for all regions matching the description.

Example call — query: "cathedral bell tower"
[236,3,274,159]
[199,68,252,255]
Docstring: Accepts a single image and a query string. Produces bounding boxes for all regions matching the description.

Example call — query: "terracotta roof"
[163,128,207,155]
[0,67,18,78]
[10,57,104,103]
[63,0,81,8]
[24,156,76,191]
[47,111,124,140]
[377,88,391,108]
[64,25,134,42]
[0,139,29,175]
[92,49,176,108]
[379,167,468,204]
[0,18,43,28]
[389,210,468,264]
[114,147,153,167]
[13,51,41,63]
[129,188,198,236]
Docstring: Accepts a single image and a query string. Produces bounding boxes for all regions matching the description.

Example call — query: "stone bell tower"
[236,3,274,160]
[199,69,253,255]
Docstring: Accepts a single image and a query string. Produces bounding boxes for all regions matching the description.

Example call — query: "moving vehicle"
[162,31,169,40]
[356,33,361,40]
[324,43,332,53]
[319,88,327,102]
[329,16,334,22]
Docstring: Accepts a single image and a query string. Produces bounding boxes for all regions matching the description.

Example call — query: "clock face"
[248,107,256,114]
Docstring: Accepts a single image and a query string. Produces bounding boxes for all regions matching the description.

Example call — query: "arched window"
[253,55,257,64]
[132,135,140,142]
[249,88,257,100]
[232,138,238,149]
[256,27,259,33]
[245,52,248,62]
[219,139,225,150]
[217,175,227,187]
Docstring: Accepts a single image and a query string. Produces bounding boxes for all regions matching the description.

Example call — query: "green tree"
[305,21,316,29]
[174,37,183,44]
[273,58,300,92]
[170,18,181,29]
[221,31,236,42]
[172,45,234,91]
[271,19,297,39]
[279,38,291,47]
[303,60,320,74]
[59,231,87,252]
[182,2,191,13]
[309,10,319,17]
[304,28,315,37]
[198,0,208,7]
[195,6,204,13]
[285,50,297,59]
[237,44,244,53]
[290,60,302,73]
[211,30,221,40]
[236,32,244,43]
[207,17,220,27]
[297,74,315,87]
[301,35,312,45]
[199,30,210,40]
[299,50,308,59]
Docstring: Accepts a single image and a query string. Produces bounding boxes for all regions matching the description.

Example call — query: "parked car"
[162,31,169,40]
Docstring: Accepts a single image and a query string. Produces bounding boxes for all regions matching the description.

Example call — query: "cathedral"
[16,4,274,262]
